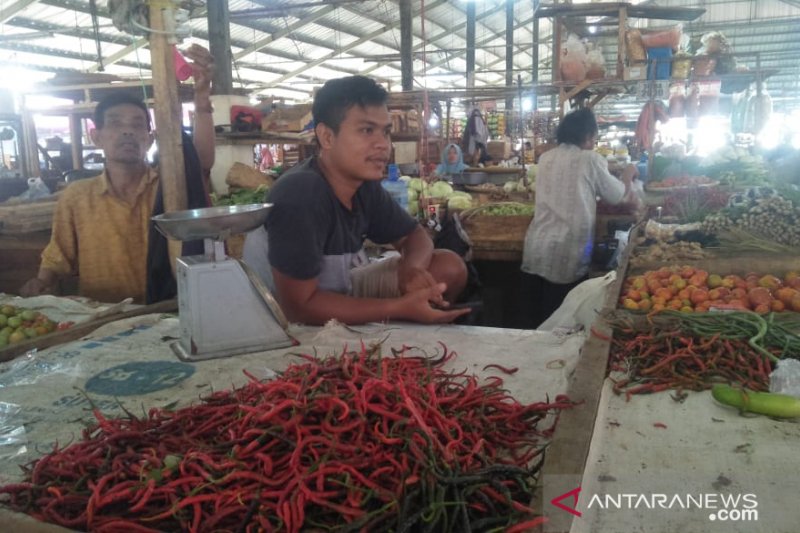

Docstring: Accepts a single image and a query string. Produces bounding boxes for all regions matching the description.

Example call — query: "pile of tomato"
[620,266,800,313]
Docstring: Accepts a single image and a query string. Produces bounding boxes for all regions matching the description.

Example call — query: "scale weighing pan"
[152,203,272,242]
[152,203,294,362]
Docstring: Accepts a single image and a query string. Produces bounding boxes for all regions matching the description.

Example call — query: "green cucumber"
[711,384,800,418]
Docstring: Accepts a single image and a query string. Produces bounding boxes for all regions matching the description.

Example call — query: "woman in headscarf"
[434,143,467,181]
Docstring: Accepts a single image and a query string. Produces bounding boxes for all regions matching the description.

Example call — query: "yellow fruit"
[8,331,26,344]
[622,299,639,311]
[707,274,723,288]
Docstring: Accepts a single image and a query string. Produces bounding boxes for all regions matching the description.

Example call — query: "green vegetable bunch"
[211,185,269,207]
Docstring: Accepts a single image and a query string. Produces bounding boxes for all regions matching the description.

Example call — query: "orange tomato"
[690,289,709,305]
[753,304,770,314]
[776,287,799,306]
[747,287,773,308]
[695,301,712,312]
[727,299,748,310]
[771,300,786,312]
[655,288,674,300]
[731,288,748,300]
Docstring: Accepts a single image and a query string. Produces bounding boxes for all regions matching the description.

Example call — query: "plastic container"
[646,47,672,80]
[382,165,408,211]
[173,46,192,81]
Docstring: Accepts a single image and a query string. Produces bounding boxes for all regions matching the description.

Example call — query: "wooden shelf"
[215,131,314,146]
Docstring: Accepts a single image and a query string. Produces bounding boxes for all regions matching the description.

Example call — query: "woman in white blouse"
[520,108,638,328]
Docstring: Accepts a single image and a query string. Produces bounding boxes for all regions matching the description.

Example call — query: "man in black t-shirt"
[262,76,468,325]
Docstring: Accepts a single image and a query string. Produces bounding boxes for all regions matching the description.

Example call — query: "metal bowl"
[152,204,272,242]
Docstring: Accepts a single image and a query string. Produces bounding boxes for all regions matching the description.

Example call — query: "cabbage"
[408,178,424,192]
[447,195,473,210]
[526,164,537,180]
[429,181,454,198]
[408,202,419,217]
[399,175,412,183]
[449,191,472,200]
[407,188,419,202]
[503,181,517,193]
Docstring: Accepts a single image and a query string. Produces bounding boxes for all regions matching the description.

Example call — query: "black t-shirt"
[266,157,418,295]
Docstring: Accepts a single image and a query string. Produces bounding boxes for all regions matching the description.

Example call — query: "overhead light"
[521,97,533,112]
[588,26,597,34]
[250,96,261,105]
[428,116,439,128]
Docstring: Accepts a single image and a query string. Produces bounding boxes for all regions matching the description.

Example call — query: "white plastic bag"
[585,46,606,79]
[538,272,617,332]
[769,359,800,398]
[560,34,587,82]
[15,177,52,201]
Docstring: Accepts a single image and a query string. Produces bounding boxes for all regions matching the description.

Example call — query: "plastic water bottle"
[382,164,408,211]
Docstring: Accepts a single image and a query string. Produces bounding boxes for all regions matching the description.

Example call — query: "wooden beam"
[0,0,39,24]
[69,113,82,171]
[466,1,476,89]
[617,6,627,80]
[148,6,186,216]
[505,0,514,113]
[207,0,233,94]
[399,0,413,91]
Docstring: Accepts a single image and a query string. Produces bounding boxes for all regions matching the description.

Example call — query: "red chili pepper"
[482,364,519,375]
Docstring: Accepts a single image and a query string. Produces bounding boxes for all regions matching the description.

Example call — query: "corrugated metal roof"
[0,0,798,109]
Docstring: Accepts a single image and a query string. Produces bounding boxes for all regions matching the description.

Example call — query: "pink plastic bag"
[640,25,682,51]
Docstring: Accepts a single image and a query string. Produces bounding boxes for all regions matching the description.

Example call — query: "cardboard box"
[262,104,313,132]
[393,142,417,164]
[487,139,512,161]
[624,65,647,81]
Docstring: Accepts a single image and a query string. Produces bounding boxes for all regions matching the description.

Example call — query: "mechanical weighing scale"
[152,204,293,361]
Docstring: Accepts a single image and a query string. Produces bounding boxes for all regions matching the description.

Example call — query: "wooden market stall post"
[148,3,187,271]
[148,10,186,211]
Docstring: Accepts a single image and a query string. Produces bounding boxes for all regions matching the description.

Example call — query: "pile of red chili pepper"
[0,344,572,532]
[607,330,775,399]
[601,310,800,399]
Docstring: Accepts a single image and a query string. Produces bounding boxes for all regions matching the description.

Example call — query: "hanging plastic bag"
[15,177,52,201]
[640,24,683,50]
[668,84,686,118]
[585,46,606,79]
[625,28,647,62]
[560,34,587,82]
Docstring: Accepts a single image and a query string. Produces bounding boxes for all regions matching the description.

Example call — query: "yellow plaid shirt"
[41,168,160,304]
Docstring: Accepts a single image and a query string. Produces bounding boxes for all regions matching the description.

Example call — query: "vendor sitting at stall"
[250,75,469,325]
[19,45,216,305]
[433,143,468,182]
